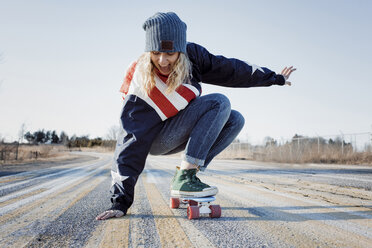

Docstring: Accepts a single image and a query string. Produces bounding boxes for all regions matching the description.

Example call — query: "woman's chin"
[158,67,171,75]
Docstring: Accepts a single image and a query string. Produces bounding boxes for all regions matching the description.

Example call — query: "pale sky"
[1,0,371,144]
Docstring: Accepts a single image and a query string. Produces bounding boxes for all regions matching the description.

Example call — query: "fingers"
[96,211,115,220]
[281,66,289,75]
[96,211,112,220]
[95,211,107,220]
[287,67,296,77]
[281,66,297,83]
[96,210,124,220]
[281,66,296,76]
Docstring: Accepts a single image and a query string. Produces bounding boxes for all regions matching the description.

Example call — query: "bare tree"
[59,131,69,145]
[263,136,277,147]
[106,125,120,141]
[18,122,26,143]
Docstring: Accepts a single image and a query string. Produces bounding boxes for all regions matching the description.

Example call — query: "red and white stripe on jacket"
[120,62,200,121]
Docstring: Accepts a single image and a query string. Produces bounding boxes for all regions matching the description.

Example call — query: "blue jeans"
[149,93,245,171]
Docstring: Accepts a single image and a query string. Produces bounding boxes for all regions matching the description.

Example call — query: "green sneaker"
[170,166,181,185]
[170,168,218,197]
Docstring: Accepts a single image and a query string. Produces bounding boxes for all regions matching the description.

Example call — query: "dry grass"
[3,142,371,166]
[217,143,372,165]
[0,141,116,165]
[0,144,69,164]
[79,146,115,153]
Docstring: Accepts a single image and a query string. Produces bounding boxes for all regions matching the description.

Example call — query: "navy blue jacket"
[109,42,285,213]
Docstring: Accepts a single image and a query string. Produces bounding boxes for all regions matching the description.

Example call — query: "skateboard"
[170,196,221,219]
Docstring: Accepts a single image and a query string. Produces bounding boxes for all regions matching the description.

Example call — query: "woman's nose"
[158,54,168,65]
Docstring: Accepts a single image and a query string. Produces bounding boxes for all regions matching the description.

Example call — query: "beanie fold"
[143,12,187,53]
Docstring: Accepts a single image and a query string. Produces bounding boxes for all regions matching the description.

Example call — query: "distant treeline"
[24,130,66,144]
[23,129,115,148]
[262,134,353,148]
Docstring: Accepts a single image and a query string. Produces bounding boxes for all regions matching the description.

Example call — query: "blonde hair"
[136,52,192,95]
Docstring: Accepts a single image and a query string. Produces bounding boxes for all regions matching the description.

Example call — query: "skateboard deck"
[170,196,221,219]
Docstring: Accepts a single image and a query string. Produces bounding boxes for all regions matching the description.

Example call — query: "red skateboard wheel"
[170,198,180,209]
[209,205,221,218]
[187,206,200,219]
[188,200,198,206]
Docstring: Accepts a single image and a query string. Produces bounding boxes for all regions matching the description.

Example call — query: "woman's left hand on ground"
[95,209,124,220]
[281,66,297,86]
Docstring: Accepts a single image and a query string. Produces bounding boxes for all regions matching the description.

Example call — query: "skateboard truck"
[170,196,221,219]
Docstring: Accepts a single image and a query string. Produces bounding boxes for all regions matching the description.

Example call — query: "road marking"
[233,173,371,219]
[0,155,105,190]
[0,188,48,208]
[0,174,89,225]
[0,171,108,247]
[215,191,325,247]
[204,174,372,246]
[169,204,216,248]
[128,177,161,248]
[83,220,106,247]
[0,161,108,215]
[143,164,216,248]
[0,157,109,198]
[142,174,193,248]
[0,175,31,184]
[97,210,130,248]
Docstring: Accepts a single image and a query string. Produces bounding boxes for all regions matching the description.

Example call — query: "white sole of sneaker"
[171,188,218,198]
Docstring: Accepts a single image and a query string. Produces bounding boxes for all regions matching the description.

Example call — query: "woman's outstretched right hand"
[281,66,297,86]
[96,209,124,220]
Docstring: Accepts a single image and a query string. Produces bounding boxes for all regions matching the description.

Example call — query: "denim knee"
[230,110,245,131]
[149,145,162,155]
[209,93,231,117]
[211,93,231,108]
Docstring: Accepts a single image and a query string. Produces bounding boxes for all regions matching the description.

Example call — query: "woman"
[96,12,296,220]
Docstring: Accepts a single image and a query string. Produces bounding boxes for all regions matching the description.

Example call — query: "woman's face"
[150,51,180,76]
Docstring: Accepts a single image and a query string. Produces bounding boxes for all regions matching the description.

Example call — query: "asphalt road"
[1,152,371,247]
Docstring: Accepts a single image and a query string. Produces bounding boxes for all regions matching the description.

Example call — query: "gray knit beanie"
[143,12,187,53]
